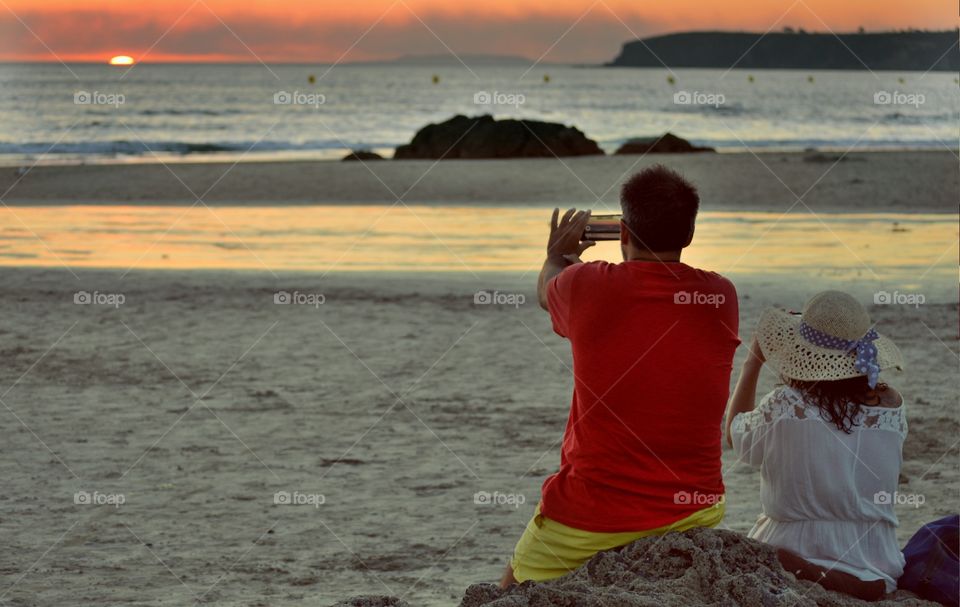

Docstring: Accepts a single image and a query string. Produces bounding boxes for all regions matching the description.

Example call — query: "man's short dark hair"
[619,165,699,252]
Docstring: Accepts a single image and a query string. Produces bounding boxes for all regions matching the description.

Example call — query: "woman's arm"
[724,336,765,448]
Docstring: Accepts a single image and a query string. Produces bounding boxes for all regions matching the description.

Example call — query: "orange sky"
[0,0,955,63]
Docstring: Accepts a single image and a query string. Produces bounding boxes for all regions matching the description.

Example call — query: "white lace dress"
[731,385,907,592]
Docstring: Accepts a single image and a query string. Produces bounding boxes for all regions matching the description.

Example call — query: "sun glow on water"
[0,207,953,293]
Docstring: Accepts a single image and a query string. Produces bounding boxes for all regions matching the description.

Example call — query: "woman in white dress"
[724,291,906,601]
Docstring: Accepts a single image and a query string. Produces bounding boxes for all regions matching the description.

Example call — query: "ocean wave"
[138,108,245,117]
[671,102,748,116]
[0,141,236,155]
[880,111,958,124]
[0,140,388,156]
[693,137,957,150]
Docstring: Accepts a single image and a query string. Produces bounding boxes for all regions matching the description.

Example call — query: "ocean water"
[0,63,957,164]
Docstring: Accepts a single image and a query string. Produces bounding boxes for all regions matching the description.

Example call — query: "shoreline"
[0,146,952,169]
[1,150,956,212]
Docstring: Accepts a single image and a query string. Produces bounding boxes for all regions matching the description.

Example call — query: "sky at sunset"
[0,0,955,63]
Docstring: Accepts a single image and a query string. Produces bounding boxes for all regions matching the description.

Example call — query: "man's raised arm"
[536,208,595,310]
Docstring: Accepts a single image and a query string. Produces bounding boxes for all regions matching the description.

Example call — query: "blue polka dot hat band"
[798,321,881,388]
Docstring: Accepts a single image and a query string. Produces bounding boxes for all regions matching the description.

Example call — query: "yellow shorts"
[510,500,725,582]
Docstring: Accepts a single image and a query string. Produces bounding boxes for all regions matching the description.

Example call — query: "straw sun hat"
[756,290,904,387]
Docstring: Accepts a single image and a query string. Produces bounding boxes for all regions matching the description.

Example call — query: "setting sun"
[108,55,134,66]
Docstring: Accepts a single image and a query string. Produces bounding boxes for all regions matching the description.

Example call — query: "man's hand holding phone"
[547,208,596,266]
[537,208,602,310]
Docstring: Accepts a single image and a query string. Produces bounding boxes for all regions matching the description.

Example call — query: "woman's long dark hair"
[785,376,884,433]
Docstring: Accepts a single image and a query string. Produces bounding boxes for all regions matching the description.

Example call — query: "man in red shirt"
[501,165,740,586]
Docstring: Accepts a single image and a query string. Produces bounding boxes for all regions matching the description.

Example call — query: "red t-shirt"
[541,260,740,532]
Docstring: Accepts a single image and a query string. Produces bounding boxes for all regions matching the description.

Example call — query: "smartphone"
[582,214,621,241]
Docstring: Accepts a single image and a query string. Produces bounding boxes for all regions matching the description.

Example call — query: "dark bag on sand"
[899,515,959,606]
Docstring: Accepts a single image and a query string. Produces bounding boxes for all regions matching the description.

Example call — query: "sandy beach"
[0,265,956,605]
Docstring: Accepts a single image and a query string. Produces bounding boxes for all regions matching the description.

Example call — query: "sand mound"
[458,529,936,607]
[333,529,937,607]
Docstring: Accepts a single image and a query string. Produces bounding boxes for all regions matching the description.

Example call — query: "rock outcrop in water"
[615,133,715,155]
[342,150,384,161]
[393,115,604,159]
[607,30,960,71]
[331,529,937,607]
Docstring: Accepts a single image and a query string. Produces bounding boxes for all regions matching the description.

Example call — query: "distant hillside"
[608,30,959,70]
